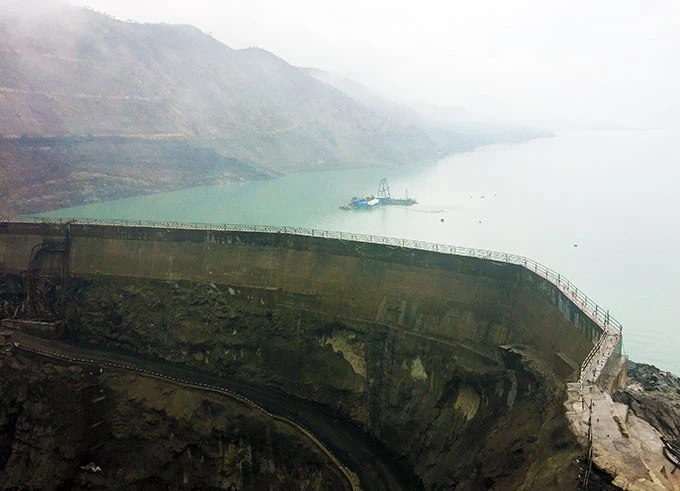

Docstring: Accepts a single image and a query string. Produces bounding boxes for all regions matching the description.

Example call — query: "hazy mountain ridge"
[304,67,554,153]
[303,67,429,128]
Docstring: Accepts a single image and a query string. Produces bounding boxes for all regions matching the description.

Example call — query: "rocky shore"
[562,358,680,490]
[615,361,680,441]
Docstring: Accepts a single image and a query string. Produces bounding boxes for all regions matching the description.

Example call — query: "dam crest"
[0,216,624,378]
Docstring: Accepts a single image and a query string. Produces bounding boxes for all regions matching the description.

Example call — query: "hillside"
[0,136,268,212]
[0,2,550,215]
[0,3,446,213]
[0,3,440,166]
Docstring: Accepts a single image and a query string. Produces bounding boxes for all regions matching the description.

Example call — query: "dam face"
[0,220,604,488]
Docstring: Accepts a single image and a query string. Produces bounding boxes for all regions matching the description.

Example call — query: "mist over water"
[42,129,680,375]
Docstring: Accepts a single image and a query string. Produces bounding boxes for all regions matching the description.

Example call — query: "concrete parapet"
[0,220,606,379]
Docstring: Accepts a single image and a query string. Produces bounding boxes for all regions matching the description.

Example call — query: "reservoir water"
[41,129,680,375]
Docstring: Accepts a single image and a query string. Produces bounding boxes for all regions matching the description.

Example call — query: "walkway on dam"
[3,332,416,491]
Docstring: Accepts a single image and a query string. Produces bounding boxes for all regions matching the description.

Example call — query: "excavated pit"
[0,222,608,489]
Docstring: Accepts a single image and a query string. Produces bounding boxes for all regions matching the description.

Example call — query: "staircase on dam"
[580,327,622,385]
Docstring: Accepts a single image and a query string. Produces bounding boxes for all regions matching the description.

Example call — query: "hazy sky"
[62,0,680,127]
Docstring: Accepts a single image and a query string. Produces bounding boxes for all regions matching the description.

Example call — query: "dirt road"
[5,331,416,491]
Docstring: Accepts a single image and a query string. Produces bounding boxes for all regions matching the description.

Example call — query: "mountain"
[0,11,438,167]
[0,2,445,213]
[0,2,550,214]
[304,68,553,153]
[303,67,429,128]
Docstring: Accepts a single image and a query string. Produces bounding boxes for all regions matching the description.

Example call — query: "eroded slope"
[0,348,349,490]
[53,275,587,489]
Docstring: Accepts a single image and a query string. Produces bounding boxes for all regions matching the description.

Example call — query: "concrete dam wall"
[0,220,607,489]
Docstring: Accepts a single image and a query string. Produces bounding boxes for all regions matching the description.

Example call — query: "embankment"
[0,220,607,488]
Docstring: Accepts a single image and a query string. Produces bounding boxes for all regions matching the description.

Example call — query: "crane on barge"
[340,178,416,210]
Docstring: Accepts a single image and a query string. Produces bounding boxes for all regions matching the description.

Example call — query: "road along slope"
[5,331,413,491]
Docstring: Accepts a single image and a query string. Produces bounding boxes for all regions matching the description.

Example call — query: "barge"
[341,178,416,210]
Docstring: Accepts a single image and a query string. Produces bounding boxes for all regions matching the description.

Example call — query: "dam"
[0,217,656,490]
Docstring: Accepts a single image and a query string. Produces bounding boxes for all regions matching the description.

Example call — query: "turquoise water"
[42,129,680,375]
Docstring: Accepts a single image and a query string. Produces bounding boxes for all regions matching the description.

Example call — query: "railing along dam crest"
[1,216,623,386]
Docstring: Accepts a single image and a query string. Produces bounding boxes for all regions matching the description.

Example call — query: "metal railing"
[2,215,623,375]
